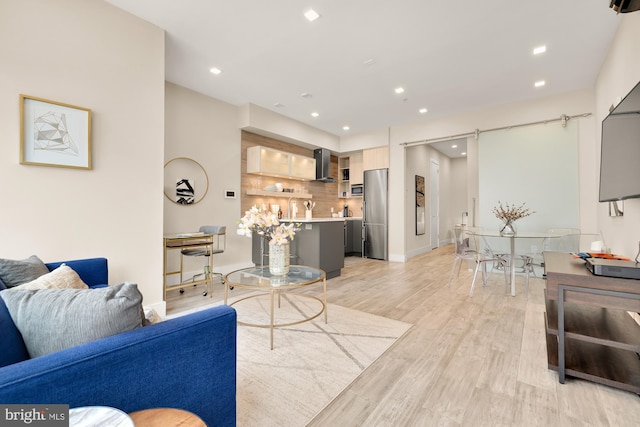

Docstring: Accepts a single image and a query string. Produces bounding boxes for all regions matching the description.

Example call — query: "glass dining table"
[466,229,565,296]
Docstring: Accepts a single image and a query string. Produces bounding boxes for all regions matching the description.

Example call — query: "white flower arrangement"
[237,206,299,245]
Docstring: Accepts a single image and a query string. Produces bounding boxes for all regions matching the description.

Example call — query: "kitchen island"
[252,217,345,278]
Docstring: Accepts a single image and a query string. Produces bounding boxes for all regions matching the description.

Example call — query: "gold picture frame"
[20,95,92,169]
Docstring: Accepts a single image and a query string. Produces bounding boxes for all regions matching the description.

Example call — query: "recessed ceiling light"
[451,145,458,149]
[533,45,547,55]
[534,80,546,88]
[363,59,376,66]
[209,67,222,75]
[461,152,467,156]
[342,126,350,131]
[311,112,319,118]
[273,102,284,108]
[301,92,313,99]
[419,108,428,114]
[395,87,405,94]
[304,9,320,22]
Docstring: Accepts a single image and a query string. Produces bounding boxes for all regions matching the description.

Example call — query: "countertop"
[280,216,363,223]
[280,217,345,223]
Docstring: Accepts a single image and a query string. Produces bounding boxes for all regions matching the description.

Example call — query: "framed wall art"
[163,157,209,205]
[415,175,426,235]
[20,95,92,169]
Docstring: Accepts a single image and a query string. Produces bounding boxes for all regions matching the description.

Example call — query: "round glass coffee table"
[224,265,327,349]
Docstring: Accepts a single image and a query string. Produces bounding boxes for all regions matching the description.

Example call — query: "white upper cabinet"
[246,146,316,180]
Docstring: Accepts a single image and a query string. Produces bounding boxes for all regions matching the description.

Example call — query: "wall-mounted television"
[599,80,640,202]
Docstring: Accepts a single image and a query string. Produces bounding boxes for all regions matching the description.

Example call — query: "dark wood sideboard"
[543,252,640,394]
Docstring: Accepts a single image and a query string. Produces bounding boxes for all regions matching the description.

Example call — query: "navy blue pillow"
[0,295,30,367]
[0,277,7,291]
[45,258,108,288]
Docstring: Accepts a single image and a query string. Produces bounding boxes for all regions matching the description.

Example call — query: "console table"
[543,252,640,393]
[163,233,214,300]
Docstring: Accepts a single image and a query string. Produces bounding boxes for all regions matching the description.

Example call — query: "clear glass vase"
[269,242,290,276]
[500,220,517,236]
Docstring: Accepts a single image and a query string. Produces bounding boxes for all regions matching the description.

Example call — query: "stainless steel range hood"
[313,148,336,182]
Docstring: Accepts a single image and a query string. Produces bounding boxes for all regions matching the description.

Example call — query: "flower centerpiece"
[491,201,534,235]
[237,206,299,275]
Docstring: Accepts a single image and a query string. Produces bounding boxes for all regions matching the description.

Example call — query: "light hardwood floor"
[166,246,640,426]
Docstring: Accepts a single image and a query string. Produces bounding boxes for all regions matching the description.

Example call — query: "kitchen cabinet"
[338,156,350,198]
[350,152,363,185]
[251,219,345,279]
[338,152,363,198]
[290,153,315,179]
[246,146,315,180]
[345,219,362,256]
[363,146,389,170]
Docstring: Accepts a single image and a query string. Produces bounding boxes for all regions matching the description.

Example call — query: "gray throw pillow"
[0,255,49,288]
[0,283,144,358]
[7,264,88,291]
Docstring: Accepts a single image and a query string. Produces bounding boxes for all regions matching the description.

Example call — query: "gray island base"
[252,218,345,279]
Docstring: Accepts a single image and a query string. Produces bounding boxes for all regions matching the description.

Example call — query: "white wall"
[477,121,580,232]
[450,157,468,230]
[595,12,640,258]
[341,128,389,153]
[0,0,166,311]
[404,145,431,257]
[238,103,340,152]
[164,83,251,276]
[404,143,462,258]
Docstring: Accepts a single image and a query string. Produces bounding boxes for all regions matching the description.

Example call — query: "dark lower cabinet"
[345,219,362,256]
[252,220,345,279]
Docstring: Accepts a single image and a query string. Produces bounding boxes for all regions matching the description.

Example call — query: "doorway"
[430,159,439,249]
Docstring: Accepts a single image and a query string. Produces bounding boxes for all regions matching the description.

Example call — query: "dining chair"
[521,228,581,298]
[546,228,581,252]
[468,232,509,297]
[519,238,548,298]
[448,225,477,288]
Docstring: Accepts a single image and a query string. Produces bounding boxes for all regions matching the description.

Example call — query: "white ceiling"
[429,138,468,159]
[105,0,621,140]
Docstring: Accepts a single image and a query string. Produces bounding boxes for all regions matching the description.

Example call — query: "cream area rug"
[232,292,412,427]
[169,293,412,426]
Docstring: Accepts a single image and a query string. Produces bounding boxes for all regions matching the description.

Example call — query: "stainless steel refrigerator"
[362,168,388,260]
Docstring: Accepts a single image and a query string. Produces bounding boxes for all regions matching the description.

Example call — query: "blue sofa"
[0,258,237,427]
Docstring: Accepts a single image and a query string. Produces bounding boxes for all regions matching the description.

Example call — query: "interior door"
[430,159,439,249]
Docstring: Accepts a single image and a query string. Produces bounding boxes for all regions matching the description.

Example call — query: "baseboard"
[388,253,407,262]
[405,246,432,259]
